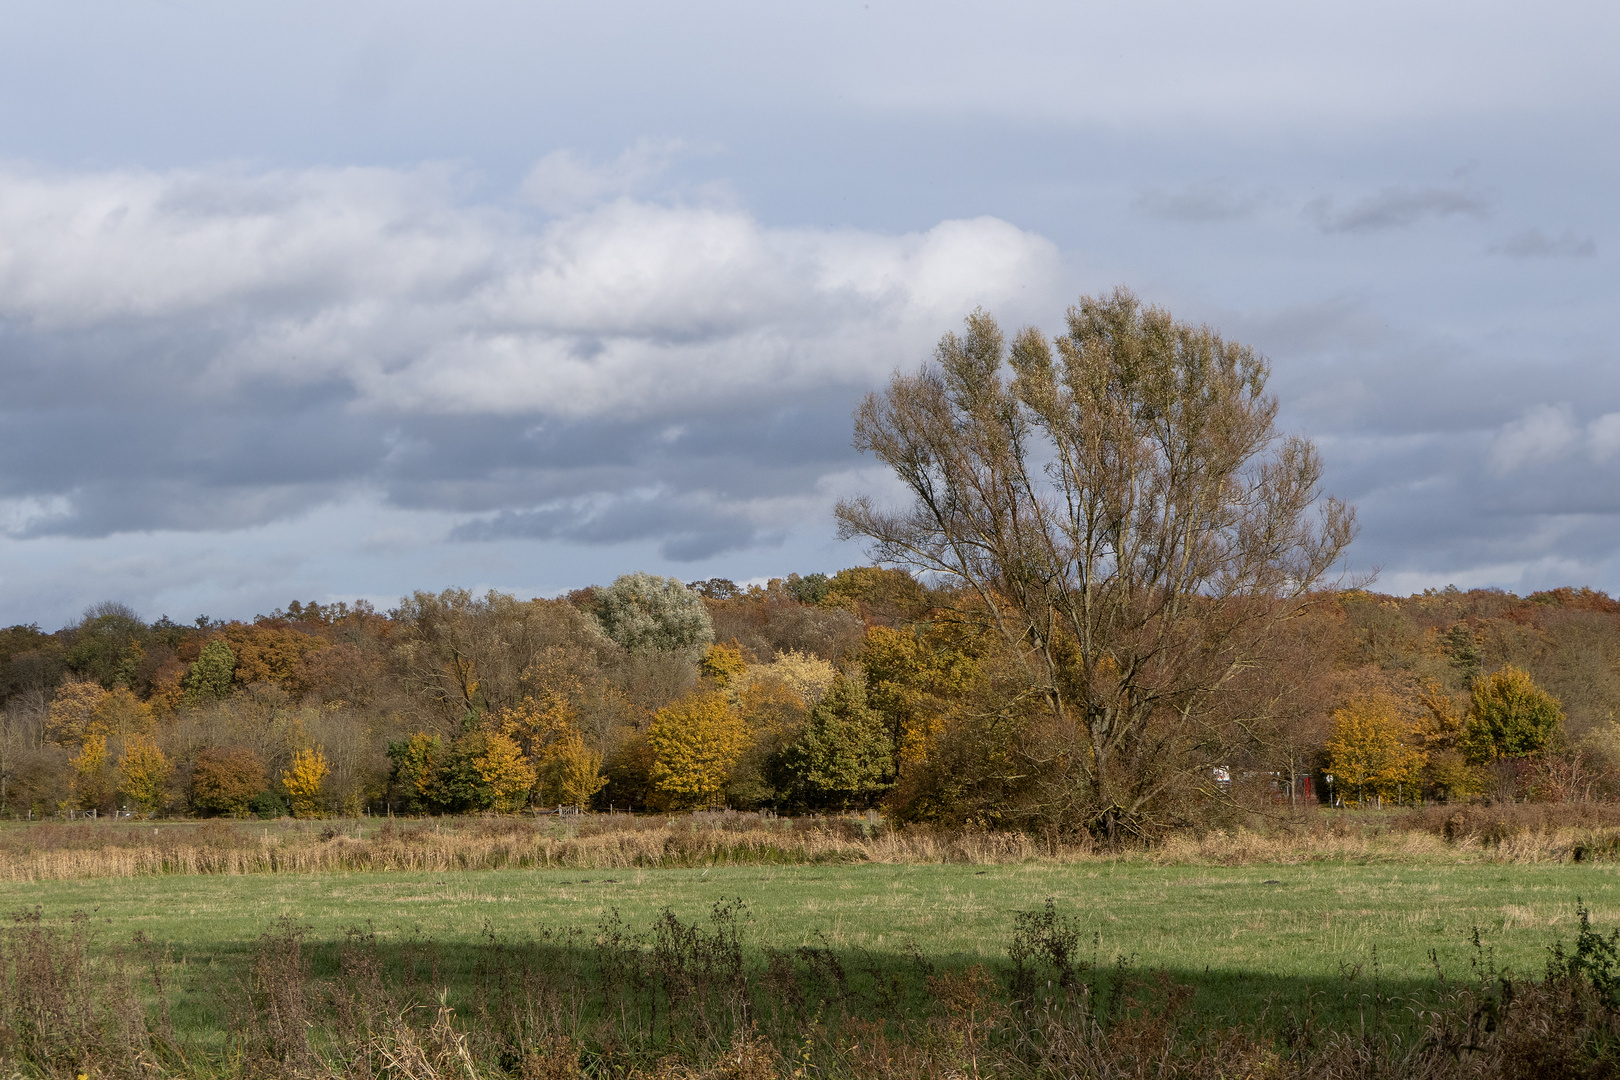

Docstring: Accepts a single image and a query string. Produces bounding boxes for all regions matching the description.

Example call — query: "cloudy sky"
[0,1,1615,628]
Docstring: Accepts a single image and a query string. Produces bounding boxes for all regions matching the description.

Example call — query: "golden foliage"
[221,622,328,689]
[739,679,807,740]
[749,650,836,706]
[536,733,608,807]
[69,733,112,810]
[492,694,578,758]
[646,691,747,809]
[1412,681,1483,801]
[1324,693,1425,805]
[862,623,985,770]
[46,680,107,747]
[91,687,153,739]
[282,747,331,818]
[471,731,537,813]
[117,734,171,816]
[700,642,750,690]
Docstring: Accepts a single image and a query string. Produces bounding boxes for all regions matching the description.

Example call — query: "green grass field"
[5,859,1617,1039]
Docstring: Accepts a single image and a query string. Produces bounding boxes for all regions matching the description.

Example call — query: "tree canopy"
[837,289,1356,836]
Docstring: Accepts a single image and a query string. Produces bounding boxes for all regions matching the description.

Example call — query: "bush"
[249,789,289,818]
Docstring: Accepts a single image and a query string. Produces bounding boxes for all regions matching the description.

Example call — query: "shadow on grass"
[5,897,1615,1077]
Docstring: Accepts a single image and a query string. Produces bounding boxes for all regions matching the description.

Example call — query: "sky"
[0,0,1615,629]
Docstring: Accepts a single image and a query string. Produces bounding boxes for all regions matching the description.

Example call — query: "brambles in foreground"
[8,897,1620,1078]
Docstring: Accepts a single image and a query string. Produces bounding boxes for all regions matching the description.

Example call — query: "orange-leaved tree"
[190,747,268,817]
[647,691,747,809]
[1324,693,1424,806]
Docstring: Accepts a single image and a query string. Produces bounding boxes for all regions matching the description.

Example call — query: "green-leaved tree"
[779,673,894,809]
[591,573,714,654]
[1462,665,1564,763]
[183,639,237,702]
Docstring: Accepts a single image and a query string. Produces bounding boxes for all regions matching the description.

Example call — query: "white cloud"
[1484,404,1620,475]
[520,139,686,214]
[0,495,72,536]
[0,163,1062,421]
[1487,403,1581,474]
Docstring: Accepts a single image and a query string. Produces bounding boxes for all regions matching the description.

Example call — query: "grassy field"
[6,857,1616,1038]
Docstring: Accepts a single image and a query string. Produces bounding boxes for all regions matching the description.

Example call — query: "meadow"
[5,814,1620,1077]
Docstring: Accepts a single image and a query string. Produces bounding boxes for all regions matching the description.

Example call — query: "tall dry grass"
[0,813,1076,882]
[4,804,1620,881]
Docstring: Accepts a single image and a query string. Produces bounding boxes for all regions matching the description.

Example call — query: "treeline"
[1,573,1618,828]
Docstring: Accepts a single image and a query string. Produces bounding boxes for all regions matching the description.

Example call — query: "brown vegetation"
[8,560,1620,840]
[5,802,1620,882]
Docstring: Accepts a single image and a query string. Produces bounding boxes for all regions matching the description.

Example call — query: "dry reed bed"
[0,820,1060,881]
[3,809,1620,880]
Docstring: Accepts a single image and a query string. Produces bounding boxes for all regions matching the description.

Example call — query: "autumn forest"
[0,569,1616,834]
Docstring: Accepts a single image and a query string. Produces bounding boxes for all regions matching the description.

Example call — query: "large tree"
[836,289,1356,836]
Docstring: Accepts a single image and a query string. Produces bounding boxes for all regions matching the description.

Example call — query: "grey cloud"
[451,491,780,562]
[1489,228,1597,259]
[0,163,1058,559]
[1308,186,1489,234]
[1133,184,1264,223]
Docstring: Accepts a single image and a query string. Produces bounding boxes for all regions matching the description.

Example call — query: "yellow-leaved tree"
[1324,693,1425,806]
[117,734,171,817]
[700,642,750,692]
[471,731,537,812]
[69,733,113,811]
[749,650,836,707]
[47,681,108,747]
[493,690,604,808]
[282,747,331,818]
[647,691,747,809]
[91,688,154,739]
[1412,682,1483,803]
[536,732,608,807]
